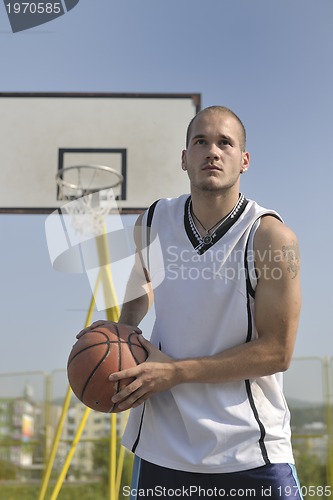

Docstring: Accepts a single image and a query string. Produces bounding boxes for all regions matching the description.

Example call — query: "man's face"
[182,111,249,194]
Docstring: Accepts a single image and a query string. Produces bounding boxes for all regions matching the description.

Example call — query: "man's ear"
[240,151,250,174]
[181,149,187,171]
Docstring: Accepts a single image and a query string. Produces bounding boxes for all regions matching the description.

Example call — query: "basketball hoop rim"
[56,164,124,193]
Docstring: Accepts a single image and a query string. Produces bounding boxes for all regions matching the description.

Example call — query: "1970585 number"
[6,3,62,14]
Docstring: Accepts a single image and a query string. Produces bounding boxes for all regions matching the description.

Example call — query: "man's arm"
[110,216,301,411]
[118,261,153,326]
[176,216,301,381]
[120,213,154,325]
[77,214,153,336]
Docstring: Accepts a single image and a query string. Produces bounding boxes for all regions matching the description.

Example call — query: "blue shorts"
[128,457,303,499]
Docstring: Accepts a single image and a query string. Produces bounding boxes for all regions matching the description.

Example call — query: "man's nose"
[206,144,220,160]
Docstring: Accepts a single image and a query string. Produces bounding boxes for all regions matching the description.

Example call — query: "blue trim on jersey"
[130,455,141,500]
[288,463,304,499]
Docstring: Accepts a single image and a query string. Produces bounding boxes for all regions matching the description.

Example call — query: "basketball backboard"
[0,92,200,213]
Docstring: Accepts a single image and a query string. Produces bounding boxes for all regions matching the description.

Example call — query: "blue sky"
[0,0,332,402]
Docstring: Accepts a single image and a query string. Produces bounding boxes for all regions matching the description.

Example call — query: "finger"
[138,334,150,347]
[137,335,168,361]
[115,383,151,411]
[109,366,140,382]
[112,380,140,404]
[90,320,110,329]
[118,392,152,411]
[76,320,109,338]
[76,328,91,339]
[131,393,151,408]
[137,335,154,357]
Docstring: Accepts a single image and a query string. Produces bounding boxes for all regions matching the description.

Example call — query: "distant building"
[60,399,127,478]
[0,383,37,475]
[1,385,128,480]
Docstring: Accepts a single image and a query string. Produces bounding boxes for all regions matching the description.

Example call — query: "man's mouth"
[202,164,221,171]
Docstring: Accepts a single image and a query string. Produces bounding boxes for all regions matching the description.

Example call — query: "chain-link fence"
[1,358,332,499]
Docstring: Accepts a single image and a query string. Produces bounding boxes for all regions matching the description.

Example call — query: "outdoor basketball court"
[0,92,332,499]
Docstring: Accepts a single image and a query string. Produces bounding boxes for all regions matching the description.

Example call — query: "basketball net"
[61,188,118,237]
[56,164,123,237]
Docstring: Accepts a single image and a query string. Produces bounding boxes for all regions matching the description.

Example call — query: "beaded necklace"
[188,194,245,252]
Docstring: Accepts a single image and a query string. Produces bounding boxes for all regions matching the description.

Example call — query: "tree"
[0,458,17,480]
[92,437,133,495]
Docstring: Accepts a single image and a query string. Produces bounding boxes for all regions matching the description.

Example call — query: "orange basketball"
[67,323,148,413]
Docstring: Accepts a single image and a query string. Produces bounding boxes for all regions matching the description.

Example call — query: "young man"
[82,106,302,498]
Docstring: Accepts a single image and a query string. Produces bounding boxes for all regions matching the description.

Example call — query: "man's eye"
[195,139,206,145]
[220,139,230,146]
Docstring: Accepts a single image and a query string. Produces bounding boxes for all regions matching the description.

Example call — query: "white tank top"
[122,194,295,473]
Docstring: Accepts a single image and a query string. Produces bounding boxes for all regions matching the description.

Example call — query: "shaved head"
[186,106,246,151]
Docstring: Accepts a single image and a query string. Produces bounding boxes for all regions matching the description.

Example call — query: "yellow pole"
[325,357,333,488]
[50,407,91,500]
[38,385,73,500]
[95,230,121,321]
[44,373,52,460]
[95,229,121,500]
[115,444,126,498]
[115,412,130,498]
[109,413,117,500]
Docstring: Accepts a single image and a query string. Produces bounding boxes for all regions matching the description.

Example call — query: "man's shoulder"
[254,215,298,252]
[244,198,282,221]
[134,194,189,232]
[154,194,190,207]
[147,194,190,214]
[243,197,298,254]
